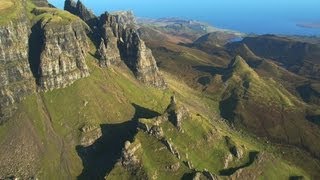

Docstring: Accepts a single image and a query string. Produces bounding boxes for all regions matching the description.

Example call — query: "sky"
[48,0,320,35]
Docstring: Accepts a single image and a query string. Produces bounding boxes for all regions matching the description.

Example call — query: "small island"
[297,22,320,29]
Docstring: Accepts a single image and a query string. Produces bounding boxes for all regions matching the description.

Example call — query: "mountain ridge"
[0,0,319,179]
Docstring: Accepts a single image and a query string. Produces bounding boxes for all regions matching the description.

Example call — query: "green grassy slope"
[0,42,315,179]
[107,96,312,179]
[0,0,23,25]
[0,52,172,178]
[145,40,320,179]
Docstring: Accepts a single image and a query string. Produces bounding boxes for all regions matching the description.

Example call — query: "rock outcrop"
[225,136,244,159]
[97,11,166,87]
[192,171,218,180]
[64,0,96,23]
[31,12,90,91]
[80,124,102,147]
[64,1,166,88]
[0,2,35,122]
[97,13,123,65]
[121,141,142,170]
[165,96,189,130]
[120,29,166,87]
[64,0,77,15]
[138,96,189,133]
[96,39,110,67]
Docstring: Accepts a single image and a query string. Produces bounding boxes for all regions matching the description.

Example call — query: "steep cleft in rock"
[0,1,35,122]
[31,9,90,91]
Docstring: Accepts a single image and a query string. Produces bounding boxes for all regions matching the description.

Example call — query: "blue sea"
[49,0,320,36]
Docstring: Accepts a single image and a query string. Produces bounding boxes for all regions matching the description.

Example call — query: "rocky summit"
[31,10,90,91]
[64,0,166,88]
[0,0,320,179]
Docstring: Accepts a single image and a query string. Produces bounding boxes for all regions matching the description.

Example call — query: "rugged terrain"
[0,0,319,179]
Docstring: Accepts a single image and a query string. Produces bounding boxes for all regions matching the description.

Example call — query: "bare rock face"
[64,0,96,23]
[98,12,125,65]
[80,124,102,147]
[0,4,35,122]
[138,96,189,133]
[96,39,110,67]
[99,11,165,87]
[33,16,90,91]
[225,136,244,159]
[64,0,77,15]
[193,171,218,180]
[110,11,137,28]
[64,0,166,88]
[121,141,142,170]
[119,29,166,88]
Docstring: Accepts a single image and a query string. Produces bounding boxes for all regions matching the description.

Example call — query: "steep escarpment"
[0,2,93,122]
[119,28,166,87]
[30,9,90,91]
[99,12,165,87]
[0,1,35,123]
[64,1,166,88]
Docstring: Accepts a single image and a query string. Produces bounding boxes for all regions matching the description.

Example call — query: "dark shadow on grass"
[219,151,259,176]
[193,65,225,76]
[289,176,304,180]
[193,65,234,82]
[219,93,238,123]
[306,115,320,126]
[181,172,196,180]
[197,76,211,86]
[76,103,160,180]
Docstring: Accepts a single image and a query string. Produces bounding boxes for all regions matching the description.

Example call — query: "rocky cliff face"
[97,13,123,65]
[0,5,35,122]
[64,0,97,25]
[98,12,166,87]
[32,15,90,91]
[119,28,166,87]
[96,39,111,67]
[110,11,136,28]
[64,1,165,88]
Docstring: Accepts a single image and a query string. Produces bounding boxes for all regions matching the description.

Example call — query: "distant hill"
[297,22,320,29]
[138,17,244,43]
